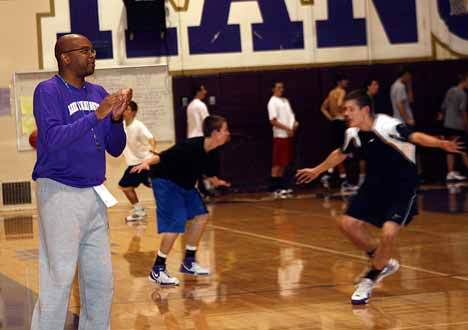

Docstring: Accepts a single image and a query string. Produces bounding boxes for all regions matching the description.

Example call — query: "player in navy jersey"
[297,89,464,305]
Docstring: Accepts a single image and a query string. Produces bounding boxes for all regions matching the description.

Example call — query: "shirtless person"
[320,75,351,187]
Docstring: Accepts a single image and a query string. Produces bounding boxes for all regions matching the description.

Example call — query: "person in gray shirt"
[391,67,415,126]
[440,72,468,181]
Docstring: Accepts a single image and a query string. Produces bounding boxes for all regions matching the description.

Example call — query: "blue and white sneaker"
[149,267,180,286]
[351,278,374,305]
[354,258,400,284]
[375,259,400,283]
[320,174,331,189]
[180,261,210,275]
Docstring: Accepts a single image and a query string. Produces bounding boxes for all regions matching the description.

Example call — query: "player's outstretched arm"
[410,132,465,154]
[296,149,347,184]
[206,176,231,188]
[130,154,161,173]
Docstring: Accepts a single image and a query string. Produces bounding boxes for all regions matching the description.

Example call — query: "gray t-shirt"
[442,86,467,131]
[391,79,414,122]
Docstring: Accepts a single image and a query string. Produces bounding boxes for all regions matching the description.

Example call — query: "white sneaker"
[273,190,288,198]
[375,259,400,283]
[320,174,330,188]
[354,258,399,284]
[340,181,359,193]
[447,171,466,181]
[180,261,210,275]
[351,278,374,305]
[133,207,147,217]
[149,268,180,286]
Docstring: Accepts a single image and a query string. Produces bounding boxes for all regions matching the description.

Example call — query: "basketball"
[29,129,37,149]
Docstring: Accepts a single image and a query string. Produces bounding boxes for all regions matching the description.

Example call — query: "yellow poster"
[20,96,35,134]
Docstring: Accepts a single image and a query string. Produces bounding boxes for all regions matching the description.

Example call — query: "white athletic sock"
[185,245,197,251]
[133,203,143,211]
[157,250,168,258]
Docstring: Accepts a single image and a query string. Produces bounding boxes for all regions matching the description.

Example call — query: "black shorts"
[345,180,418,228]
[118,166,151,188]
[331,119,347,150]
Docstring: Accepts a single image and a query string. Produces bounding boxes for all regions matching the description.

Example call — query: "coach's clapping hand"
[95,89,133,121]
[111,88,133,121]
[95,94,118,120]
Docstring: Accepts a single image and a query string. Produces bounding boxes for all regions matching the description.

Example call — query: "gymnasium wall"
[0,0,467,204]
[173,59,468,190]
[35,0,468,71]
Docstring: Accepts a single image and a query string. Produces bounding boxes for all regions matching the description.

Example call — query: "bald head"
[54,34,89,63]
[54,34,96,80]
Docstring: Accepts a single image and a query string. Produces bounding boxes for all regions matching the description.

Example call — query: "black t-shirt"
[342,114,417,185]
[150,137,220,189]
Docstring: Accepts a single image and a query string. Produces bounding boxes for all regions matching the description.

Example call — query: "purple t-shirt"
[32,75,126,188]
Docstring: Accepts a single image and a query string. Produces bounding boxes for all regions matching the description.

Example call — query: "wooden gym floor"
[0,184,467,329]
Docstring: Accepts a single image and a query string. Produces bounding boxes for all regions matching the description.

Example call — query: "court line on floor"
[209,224,468,281]
[392,321,468,329]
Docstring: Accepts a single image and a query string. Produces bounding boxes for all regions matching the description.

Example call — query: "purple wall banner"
[0,88,10,116]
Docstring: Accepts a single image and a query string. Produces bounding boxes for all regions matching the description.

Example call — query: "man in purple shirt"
[30,34,132,330]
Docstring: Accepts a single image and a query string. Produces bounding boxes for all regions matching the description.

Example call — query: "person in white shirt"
[268,81,299,195]
[119,101,157,221]
[187,84,209,138]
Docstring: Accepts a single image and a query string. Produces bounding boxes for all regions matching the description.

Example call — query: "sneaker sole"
[148,275,179,286]
[351,298,369,305]
[125,217,145,222]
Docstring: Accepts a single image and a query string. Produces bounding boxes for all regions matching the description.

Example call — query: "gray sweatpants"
[31,178,113,330]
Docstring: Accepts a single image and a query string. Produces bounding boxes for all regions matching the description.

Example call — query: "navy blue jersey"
[342,114,417,184]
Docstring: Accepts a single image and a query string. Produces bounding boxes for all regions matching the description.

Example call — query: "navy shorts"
[119,166,151,188]
[152,178,208,233]
[345,180,418,228]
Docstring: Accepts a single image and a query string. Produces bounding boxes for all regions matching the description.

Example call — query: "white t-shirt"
[391,79,414,122]
[268,96,296,138]
[187,98,209,138]
[123,119,154,166]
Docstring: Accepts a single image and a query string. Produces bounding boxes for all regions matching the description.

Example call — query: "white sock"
[133,203,143,211]
[358,174,365,185]
[185,245,197,251]
[157,250,168,258]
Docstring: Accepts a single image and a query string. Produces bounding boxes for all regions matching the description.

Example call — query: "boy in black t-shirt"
[132,115,231,285]
[296,90,463,305]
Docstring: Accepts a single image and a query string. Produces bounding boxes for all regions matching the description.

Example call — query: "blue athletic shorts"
[151,178,208,233]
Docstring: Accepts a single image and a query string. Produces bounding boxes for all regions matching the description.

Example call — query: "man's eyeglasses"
[61,47,96,56]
